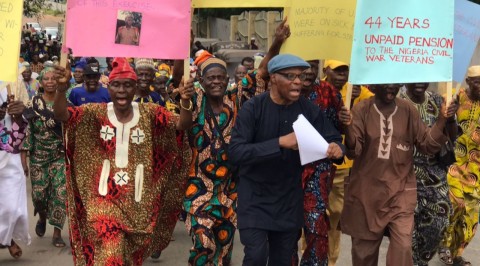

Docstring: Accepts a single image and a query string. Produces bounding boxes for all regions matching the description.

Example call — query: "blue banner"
[453,0,480,82]
[349,0,454,84]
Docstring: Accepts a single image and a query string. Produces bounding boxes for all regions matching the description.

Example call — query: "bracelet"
[180,100,193,111]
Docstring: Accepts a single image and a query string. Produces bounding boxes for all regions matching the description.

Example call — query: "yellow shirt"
[336,83,374,169]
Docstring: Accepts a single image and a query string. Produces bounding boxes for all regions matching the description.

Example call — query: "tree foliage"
[23,0,51,19]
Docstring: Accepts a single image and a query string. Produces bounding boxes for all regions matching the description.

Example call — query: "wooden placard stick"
[183,57,190,83]
[344,83,353,110]
[446,81,453,107]
[6,84,12,98]
[183,8,195,84]
[60,2,69,68]
[5,83,15,103]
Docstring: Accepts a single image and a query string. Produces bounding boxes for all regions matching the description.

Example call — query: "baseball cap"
[83,65,100,76]
[324,59,349,70]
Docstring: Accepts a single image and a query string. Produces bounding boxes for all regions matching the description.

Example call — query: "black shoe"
[35,220,46,237]
[151,250,161,259]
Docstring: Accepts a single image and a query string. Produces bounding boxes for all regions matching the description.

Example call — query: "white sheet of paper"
[292,114,329,165]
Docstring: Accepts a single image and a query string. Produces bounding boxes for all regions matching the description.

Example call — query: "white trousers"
[0,152,31,246]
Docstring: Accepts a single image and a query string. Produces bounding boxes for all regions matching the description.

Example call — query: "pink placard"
[66,0,190,59]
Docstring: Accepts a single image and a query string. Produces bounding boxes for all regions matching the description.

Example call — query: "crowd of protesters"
[1,17,479,266]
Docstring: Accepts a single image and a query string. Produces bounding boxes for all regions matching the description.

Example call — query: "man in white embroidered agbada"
[53,58,194,265]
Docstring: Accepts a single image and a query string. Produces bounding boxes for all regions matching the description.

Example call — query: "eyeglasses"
[276,72,307,81]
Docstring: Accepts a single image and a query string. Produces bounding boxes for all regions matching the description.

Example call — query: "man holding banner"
[53,58,194,265]
[339,84,456,266]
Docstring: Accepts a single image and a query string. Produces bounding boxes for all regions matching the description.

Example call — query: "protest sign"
[453,0,480,82]
[192,0,287,8]
[0,1,23,82]
[66,0,190,59]
[349,0,454,84]
[281,0,356,62]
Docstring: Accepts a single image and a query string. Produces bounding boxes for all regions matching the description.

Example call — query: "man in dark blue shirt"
[229,54,345,266]
[68,65,110,106]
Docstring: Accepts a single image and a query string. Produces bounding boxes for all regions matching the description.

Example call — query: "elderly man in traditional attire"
[339,84,457,266]
[53,58,194,265]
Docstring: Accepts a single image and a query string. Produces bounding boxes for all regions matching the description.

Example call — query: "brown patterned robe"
[64,102,189,265]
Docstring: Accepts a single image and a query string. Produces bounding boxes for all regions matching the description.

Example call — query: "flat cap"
[268,54,310,74]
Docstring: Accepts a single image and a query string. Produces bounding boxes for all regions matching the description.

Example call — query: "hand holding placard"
[281,0,356,62]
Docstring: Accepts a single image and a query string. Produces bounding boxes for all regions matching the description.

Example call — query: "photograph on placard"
[115,10,142,46]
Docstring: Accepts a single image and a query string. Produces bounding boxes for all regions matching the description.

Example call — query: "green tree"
[23,0,51,19]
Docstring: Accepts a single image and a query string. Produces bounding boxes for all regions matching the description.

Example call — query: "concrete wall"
[208,18,230,41]
[230,11,283,51]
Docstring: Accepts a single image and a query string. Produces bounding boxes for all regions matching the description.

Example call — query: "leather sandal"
[7,240,22,259]
[52,236,66,248]
[35,219,46,237]
[453,256,472,266]
[438,248,453,265]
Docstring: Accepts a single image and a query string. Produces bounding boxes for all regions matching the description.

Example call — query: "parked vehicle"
[211,41,264,77]
[28,22,42,32]
[45,27,59,40]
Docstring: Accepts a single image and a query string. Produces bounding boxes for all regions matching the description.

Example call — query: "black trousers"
[240,228,298,266]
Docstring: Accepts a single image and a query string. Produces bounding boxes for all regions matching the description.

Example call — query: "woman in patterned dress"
[440,66,480,266]
[398,83,457,266]
[21,67,68,247]
[183,57,238,266]
[292,67,344,266]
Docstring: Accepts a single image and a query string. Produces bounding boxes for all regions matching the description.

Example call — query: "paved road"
[1,181,479,265]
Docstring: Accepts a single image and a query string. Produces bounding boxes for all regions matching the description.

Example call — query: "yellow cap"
[324,59,348,70]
